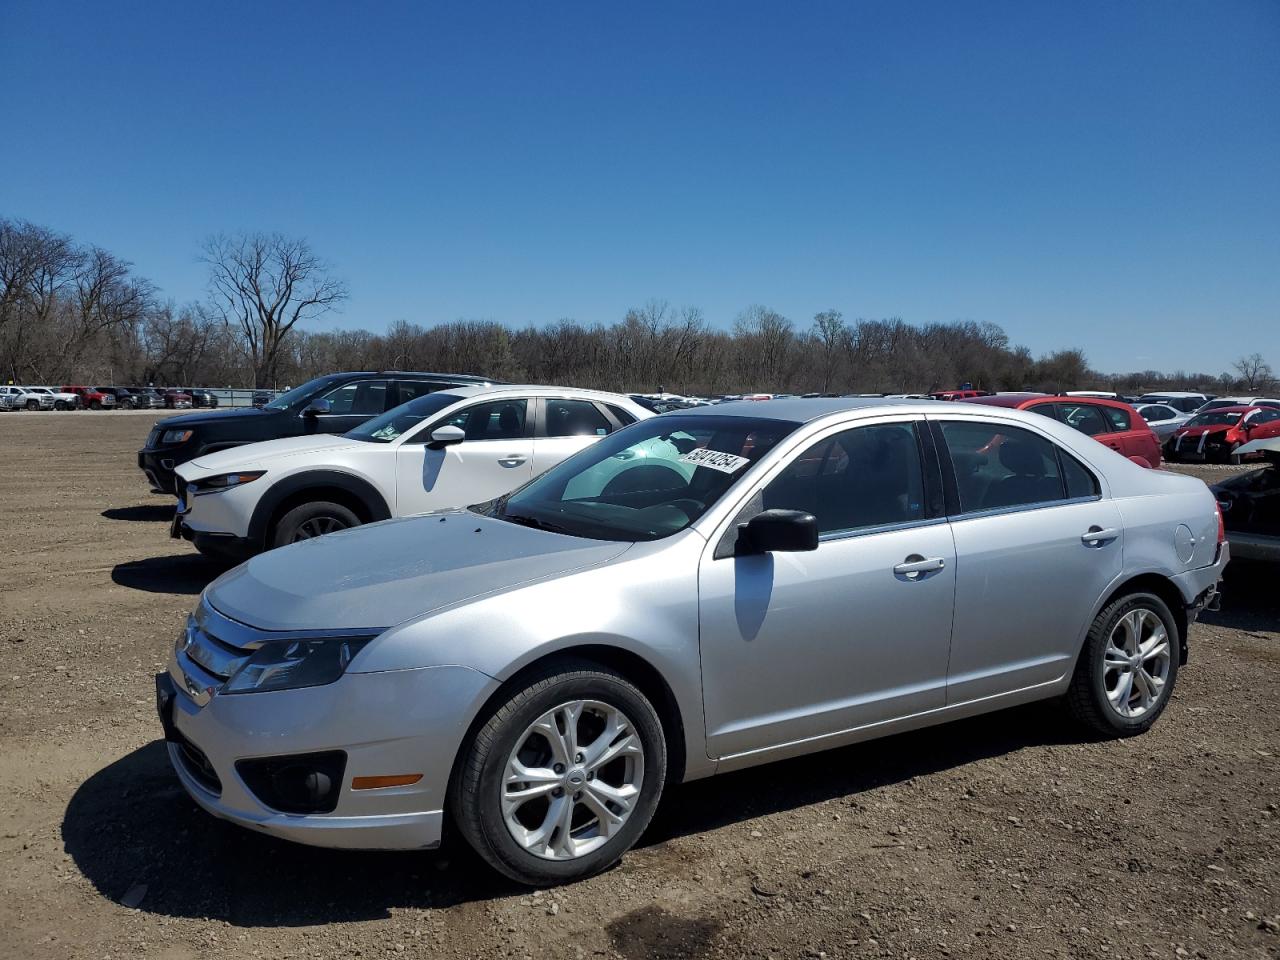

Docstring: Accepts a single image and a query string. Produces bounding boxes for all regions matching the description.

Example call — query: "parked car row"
[0,384,211,411]
[153,391,1229,885]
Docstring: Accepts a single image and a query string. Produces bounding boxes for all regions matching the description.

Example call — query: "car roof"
[433,384,645,402]
[1140,391,1206,398]
[662,396,951,423]
[1195,404,1257,414]
[342,370,498,382]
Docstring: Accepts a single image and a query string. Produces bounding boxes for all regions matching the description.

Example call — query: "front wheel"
[270,500,360,547]
[452,660,667,886]
[25,399,39,410]
[1065,592,1179,737]
[54,401,67,410]
[90,400,102,410]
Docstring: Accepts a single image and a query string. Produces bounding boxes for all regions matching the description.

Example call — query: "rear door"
[395,397,534,514]
[1096,402,1161,466]
[530,398,621,475]
[931,416,1123,703]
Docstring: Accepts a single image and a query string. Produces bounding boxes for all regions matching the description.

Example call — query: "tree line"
[2,216,1273,396]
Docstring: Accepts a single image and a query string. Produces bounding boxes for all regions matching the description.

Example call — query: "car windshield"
[263,375,344,411]
[478,414,798,542]
[345,391,464,443]
[1186,411,1243,427]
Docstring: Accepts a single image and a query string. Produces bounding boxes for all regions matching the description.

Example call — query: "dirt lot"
[1,411,1277,960]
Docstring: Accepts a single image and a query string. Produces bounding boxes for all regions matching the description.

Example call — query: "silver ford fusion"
[157,398,1228,885]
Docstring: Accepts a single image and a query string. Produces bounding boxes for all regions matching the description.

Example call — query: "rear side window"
[1140,405,1175,422]
[940,421,1064,512]
[1100,405,1131,432]
[1061,451,1101,499]
[395,380,443,405]
[605,404,638,426]
[544,399,613,438]
[1055,402,1109,437]
[762,423,926,535]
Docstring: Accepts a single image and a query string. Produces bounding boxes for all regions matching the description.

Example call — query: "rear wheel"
[25,399,39,410]
[1065,592,1179,737]
[53,400,67,410]
[452,660,666,886]
[270,501,361,547]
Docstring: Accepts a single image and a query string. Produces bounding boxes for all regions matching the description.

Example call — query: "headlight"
[161,429,194,444]
[222,636,374,694]
[190,471,265,494]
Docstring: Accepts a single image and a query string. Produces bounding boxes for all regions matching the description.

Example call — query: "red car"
[162,388,193,409]
[1165,404,1280,464]
[60,385,116,410]
[930,389,991,401]
[962,393,1163,468]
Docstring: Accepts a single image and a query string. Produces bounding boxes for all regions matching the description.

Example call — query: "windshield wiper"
[500,512,573,535]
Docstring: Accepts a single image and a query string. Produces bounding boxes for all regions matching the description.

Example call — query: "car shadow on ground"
[64,702,1079,925]
[110,555,226,595]
[101,504,175,522]
[1198,560,1278,634]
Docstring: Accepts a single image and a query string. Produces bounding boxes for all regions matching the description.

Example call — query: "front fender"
[246,470,392,545]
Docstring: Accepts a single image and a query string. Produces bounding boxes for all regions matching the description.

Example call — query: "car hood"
[1172,424,1232,439]
[155,406,275,430]
[205,510,632,631]
[182,433,359,475]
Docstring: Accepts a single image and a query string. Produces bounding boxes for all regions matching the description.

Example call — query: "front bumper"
[157,654,498,851]
[138,447,192,494]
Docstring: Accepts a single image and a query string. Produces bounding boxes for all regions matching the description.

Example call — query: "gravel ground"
[1,412,1277,960]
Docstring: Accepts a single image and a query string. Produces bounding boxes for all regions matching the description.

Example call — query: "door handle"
[497,455,527,467]
[1080,526,1120,545]
[893,556,946,578]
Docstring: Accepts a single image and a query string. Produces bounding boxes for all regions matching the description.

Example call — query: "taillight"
[1215,501,1226,544]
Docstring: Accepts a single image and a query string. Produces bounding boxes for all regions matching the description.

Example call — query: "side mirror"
[736,509,819,555]
[427,424,466,449]
[303,399,331,417]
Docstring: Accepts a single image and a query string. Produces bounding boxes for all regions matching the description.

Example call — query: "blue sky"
[2,0,1277,374]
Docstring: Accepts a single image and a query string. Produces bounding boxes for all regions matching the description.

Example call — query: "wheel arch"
[445,644,689,813]
[1094,573,1190,664]
[247,470,392,547]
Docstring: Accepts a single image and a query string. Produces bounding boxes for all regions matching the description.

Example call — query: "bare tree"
[811,309,846,392]
[202,232,347,388]
[1232,353,1274,392]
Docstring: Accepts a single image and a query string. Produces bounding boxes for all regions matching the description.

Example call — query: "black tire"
[25,399,38,410]
[1066,592,1180,738]
[54,401,67,410]
[90,400,102,410]
[270,500,361,547]
[451,659,667,886]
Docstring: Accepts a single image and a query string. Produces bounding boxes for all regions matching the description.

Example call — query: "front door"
[698,419,956,758]
[395,398,534,515]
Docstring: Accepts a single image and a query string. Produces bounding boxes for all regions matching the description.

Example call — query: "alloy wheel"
[292,516,348,541]
[1102,608,1171,719]
[501,700,644,861]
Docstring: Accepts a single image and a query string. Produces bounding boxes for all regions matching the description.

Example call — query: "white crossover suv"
[172,385,651,561]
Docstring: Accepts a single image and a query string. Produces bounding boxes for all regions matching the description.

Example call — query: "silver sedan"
[1136,402,1192,439]
[159,398,1228,885]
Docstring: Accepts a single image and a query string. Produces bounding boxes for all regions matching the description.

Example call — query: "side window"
[1252,409,1280,424]
[1061,450,1100,499]
[1100,404,1131,432]
[605,403,637,426]
[1025,403,1060,421]
[544,399,613,438]
[1055,402,1109,437]
[940,421,1063,512]
[761,422,925,535]
[443,399,528,441]
[1141,405,1173,422]
[1175,397,1202,413]
[395,380,440,405]
[320,379,388,415]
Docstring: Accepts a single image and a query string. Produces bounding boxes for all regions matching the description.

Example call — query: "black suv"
[185,388,220,408]
[138,371,500,494]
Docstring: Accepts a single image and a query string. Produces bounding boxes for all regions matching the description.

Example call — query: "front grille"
[174,732,222,794]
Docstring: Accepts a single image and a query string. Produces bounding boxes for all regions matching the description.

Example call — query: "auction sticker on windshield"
[679,448,751,473]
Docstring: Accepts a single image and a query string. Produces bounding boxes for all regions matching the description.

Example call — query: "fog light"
[236,751,347,814]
